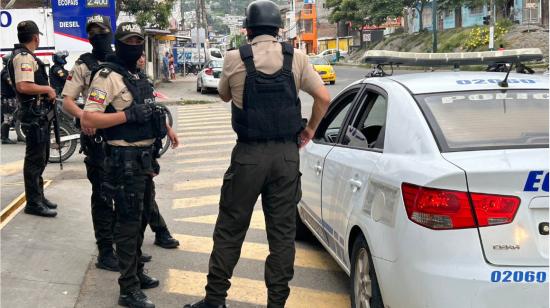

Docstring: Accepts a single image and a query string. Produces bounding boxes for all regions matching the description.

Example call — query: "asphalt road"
[1,66,372,307]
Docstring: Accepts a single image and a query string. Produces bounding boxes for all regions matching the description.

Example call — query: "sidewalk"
[154,75,219,105]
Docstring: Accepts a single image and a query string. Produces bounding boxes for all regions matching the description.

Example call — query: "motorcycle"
[2,97,26,142]
[47,98,80,163]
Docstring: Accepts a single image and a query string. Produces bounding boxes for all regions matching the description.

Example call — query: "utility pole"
[196,0,201,64]
[488,0,495,50]
[181,0,186,76]
[431,0,437,52]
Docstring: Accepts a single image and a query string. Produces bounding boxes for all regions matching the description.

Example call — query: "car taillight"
[470,192,520,226]
[205,68,213,75]
[401,183,519,230]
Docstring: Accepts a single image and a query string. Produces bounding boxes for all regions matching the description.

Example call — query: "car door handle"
[314,163,323,176]
[348,179,362,192]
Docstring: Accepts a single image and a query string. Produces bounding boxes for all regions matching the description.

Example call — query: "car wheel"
[350,235,384,308]
[200,80,208,94]
[196,79,201,92]
[330,81,335,85]
[295,207,312,241]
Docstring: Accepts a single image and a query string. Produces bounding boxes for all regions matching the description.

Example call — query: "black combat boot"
[1,138,16,144]
[43,198,58,209]
[140,253,152,263]
[118,289,155,308]
[138,270,159,289]
[96,249,119,272]
[154,229,179,249]
[24,202,57,217]
[184,299,227,308]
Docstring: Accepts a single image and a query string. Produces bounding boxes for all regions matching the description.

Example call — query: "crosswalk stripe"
[166,269,350,307]
[180,135,235,142]
[174,178,221,191]
[179,113,229,120]
[179,117,230,124]
[176,149,232,157]
[176,211,265,230]
[172,234,341,271]
[0,160,24,177]
[172,195,220,209]
[180,121,231,128]
[177,157,229,164]
[177,130,233,137]
[183,140,235,148]
[177,125,233,132]
[175,165,227,174]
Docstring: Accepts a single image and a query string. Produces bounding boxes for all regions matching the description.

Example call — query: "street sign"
[51,0,116,52]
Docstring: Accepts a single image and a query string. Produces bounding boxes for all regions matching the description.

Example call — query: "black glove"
[124,104,152,124]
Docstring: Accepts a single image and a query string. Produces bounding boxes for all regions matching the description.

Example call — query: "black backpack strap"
[281,42,294,73]
[239,44,256,75]
[78,53,99,71]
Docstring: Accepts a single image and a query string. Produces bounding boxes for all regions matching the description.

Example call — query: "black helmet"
[244,0,282,29]
[2,54,11,66]
[53,50,68,65]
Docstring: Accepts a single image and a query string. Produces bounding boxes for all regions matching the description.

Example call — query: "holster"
[151,105,168,139]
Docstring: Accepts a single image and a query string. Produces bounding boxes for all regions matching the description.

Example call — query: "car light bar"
[363,49,543,66]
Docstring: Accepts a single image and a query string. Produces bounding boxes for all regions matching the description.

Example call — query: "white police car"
[297,49,549,308]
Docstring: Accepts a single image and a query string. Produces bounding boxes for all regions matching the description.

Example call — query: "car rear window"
[415,90,549,151]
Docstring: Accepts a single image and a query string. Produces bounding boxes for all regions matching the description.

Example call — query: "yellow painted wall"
[319,38,352,52]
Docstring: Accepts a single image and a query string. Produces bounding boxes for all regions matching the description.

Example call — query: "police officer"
[49,51,68,96]
[1,55,17,144]
[81,22,178,308]
[184,1,330,307]
[8,20,58,217]
[62,15,119,271]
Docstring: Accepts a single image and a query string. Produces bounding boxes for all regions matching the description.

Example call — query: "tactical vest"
[91,61,160,143]
[77,53,100,73]
[233,42,302,142]
[0,67,16,98]
[7,44,49,103]
[49,64,68,95]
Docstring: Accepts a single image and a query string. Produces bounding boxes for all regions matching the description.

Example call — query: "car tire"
[330,81,335,85]
[350,235,384,308]
[200,80,208,94]
[196,80,201,92]
[295,207,312,241]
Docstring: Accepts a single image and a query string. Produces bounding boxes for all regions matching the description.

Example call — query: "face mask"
[90,33,113,61]
[115,40,144,70]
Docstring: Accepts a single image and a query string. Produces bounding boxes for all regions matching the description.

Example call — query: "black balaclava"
[114,39,144,72]
[90,33,113,61]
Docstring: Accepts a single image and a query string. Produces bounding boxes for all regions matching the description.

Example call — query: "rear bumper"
[321,73,336,82]
[201,77,219,89]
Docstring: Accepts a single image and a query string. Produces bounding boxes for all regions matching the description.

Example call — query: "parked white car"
[318,48,348,63]
[196,59,224,94]
[298,50,549,308]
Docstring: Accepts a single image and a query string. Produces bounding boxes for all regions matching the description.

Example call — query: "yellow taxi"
[308,56,336,84]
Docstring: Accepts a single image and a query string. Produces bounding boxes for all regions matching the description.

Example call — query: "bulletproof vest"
[49,64,68,95]
[91,61,157,143]
[232,42,302,142]
[76,53,100,73]
[0,67,16,98]
[7,44,49,103]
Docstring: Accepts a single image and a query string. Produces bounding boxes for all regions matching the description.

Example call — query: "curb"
[0,180,53,229]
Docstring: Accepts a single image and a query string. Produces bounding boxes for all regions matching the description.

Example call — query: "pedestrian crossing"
[157,104,349,307]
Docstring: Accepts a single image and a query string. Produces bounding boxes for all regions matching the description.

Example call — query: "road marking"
[176,149,232,157]
[178,130,234,137]
[173,178,221,191]
[179,113,229,120]
[172,234,341,271]
[0,180,53,229]
[165,270,349,307]
[177,157,230,164]
[180,135,235,142]
[0,160,24,177]
[179,117,231,124]
[183,140,235,148]
[180,122,232,129]
[176,210,265,230]
[172,195,220,209]
[175,165,227,174]
[177,125,233,132]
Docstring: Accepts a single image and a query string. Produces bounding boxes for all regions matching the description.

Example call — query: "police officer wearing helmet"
[81,22,178,308]
[184,1,330,307]
[8,20,58,217]
[49,50,68,95]
[62,15,120,272]
[1,54,17,144]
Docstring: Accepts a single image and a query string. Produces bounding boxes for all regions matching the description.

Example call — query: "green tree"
[117,0,177,29]
[326,0,403,28]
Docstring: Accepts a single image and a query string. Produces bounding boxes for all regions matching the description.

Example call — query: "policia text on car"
[80,22,180,308]
[7,20,58,217]
[61,15,180,275]
[184,1,331,308]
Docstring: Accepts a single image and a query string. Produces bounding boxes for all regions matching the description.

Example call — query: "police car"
[297,49,549,308]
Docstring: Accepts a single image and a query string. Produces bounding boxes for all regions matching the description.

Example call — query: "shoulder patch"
[99,67,112,77]
[88,88,107,105]
[20,51,28,55]
[20,63,33,72]
[67,70,73,81]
